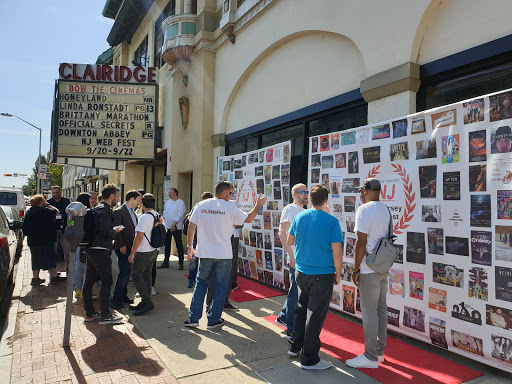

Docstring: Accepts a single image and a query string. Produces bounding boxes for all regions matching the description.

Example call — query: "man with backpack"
[83,184,124,325]
[347,178,390,369]
[128,193,166,316]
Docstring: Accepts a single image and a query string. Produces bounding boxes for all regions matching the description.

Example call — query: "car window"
[0,192,17,205]
[1,207,13,220]
[0,209,8,229]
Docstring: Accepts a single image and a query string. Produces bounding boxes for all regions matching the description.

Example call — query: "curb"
[0,249,26,384]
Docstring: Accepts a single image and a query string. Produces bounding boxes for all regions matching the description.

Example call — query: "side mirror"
[10,220,23,230]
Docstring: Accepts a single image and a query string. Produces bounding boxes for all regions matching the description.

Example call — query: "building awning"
[96,47,114,64]
[106,0,156,46]
[103,0,124,19]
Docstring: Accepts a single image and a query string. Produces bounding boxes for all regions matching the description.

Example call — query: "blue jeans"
[189,258,232,325]
[277,265,298,333]
[112,249,131,303]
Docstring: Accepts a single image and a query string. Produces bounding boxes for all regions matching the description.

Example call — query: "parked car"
[0,206,24,258]
[0,187,26,219]
[0,205,21,313]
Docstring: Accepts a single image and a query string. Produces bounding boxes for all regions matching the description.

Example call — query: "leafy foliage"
[22,155,63,196]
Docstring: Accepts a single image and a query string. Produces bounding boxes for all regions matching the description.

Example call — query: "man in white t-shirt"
[184,181,267,330]
[347,178,390,369]
[128,194,164,316]
[275,183,308,338]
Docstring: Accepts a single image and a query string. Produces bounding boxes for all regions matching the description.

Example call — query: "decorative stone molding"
[360,62,421,102]
[195,0,278,54]
[211,133,226,148]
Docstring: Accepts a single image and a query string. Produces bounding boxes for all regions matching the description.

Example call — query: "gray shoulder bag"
[365,206,402,274]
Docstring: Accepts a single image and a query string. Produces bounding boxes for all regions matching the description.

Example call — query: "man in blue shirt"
[287,185,343,370]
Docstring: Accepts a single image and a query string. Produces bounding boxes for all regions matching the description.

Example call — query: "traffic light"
[3,174,12,177]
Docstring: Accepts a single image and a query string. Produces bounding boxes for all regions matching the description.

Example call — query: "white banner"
[218,142,292,290]
[308,89,512,372]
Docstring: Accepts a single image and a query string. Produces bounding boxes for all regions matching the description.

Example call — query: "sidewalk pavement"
[1,247,511,384]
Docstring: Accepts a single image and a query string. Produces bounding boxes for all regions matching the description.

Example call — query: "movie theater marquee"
[54,63,158,161]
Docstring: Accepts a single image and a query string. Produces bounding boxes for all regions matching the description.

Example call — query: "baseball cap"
[495,126,512,140]
[359,178,381,192]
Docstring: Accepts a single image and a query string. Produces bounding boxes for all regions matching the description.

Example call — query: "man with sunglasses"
[276,183,308,339]
[184,181,267,329]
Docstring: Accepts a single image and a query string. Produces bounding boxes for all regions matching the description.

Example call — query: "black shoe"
[121,297,134,304]
[223,302,239,310]
[157,263,169,269]
[207,318,225,330]
[50,276,66,284]
[187,282,194,288]
[129,302,144,310]
[31,277,45,286]
[133,304,154,316]
[178,265,184,270]
[99,313,123,325]
[110,301,124,309]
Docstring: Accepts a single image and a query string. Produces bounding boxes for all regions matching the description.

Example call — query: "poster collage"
[218,142,292,292]
[307,89,512,372]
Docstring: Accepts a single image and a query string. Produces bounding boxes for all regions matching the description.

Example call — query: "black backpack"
[80,207,97,247]
[144,212,166,248]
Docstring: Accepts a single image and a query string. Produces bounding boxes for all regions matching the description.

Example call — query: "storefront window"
[307,106,367,138]
[261,124,303,155]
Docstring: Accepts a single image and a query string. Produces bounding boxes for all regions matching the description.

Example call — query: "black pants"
[83,248,113,318]
[291,271,334,366]
[206,236,239,306]
[164,229,184,266]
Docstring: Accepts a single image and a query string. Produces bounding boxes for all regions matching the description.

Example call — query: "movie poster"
[427,228,444,255]
[491,335,512,365]
[388,269,405,297]
[445,236,469,257]
[343,285,355,314]
[452,301,482,325]
[429,317,448,349]
[495,225,512,262]
[407,232,426,264]
[451,330,484,356]
[416,138,437,160]
[441,134,460,164]
[486,304,512,331]
[496,266,512,302]
[390,142,409,161]
[433,262,464,288]
[344,196,356,213]
[471,194,491,227]
[432,109,457,129]
[331,290,341,306]
[345,237,355,259]
[443,172,461,200]
[491,126,512,154]
[471,231,492,266]
[469,164,486,192]
[342,262,354,282]
[468,267,489,301]
[335,153,346,168]
[419,165,437,198]
[409,271,424,300]
[392,119,408,138]
[330,175,341,197]
[497,190,512,220]
[429,287,447,313]
[348,151,359,174]
[403,306,425,332]
[463,99,484,124]
[468,130,487,162]
[363,146,381,163]
[388,307,400,326]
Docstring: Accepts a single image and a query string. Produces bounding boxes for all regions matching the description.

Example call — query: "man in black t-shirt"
[47,186,71,270]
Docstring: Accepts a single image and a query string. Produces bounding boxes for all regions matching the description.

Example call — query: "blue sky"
[0,0,113,189]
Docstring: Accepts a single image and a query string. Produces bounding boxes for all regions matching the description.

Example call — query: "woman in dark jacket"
[22,194,66,285]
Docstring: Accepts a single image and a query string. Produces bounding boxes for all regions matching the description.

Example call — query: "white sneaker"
[301,359,332,370]
[151,287,157,295]
[135,292,140,298]
[378,355,384,363]
[346,354,379,369]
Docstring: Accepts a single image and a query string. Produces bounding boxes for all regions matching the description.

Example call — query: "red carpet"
[230,276,285,302]
[265,314,482,384]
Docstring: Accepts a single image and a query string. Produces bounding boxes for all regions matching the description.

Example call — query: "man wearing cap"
[492,126,512,154]
[346,178,390,369]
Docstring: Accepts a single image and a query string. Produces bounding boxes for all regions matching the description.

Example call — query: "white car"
[0,187,26,219]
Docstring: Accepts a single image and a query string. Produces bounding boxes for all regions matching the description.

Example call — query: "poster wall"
[309,89,512,372]
[218,142,292,291]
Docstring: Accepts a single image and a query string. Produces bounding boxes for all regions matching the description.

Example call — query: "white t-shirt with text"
[135,210,159,253]
[190,198,247,259]
[354,201,390,274]
[280,203,305,261]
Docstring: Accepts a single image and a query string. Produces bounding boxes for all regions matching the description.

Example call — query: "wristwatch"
[353,269,360,274]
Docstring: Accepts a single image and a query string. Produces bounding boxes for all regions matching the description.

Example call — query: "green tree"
[22,155,63,196]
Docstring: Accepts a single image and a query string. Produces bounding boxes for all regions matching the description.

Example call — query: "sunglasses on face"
[298,190,309,195]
